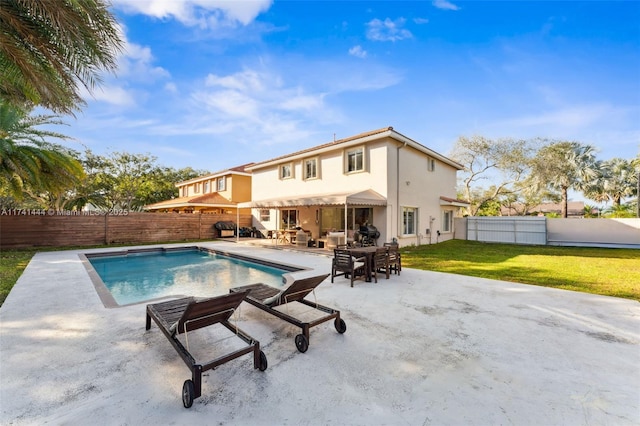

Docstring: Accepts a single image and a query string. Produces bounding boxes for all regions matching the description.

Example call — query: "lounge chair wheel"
[295,334,309,353]
[182,380,195,408]
[334,318,347,334]
[259,351,268,371]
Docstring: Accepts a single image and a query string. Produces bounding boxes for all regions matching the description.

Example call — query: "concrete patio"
[1,241,638,425]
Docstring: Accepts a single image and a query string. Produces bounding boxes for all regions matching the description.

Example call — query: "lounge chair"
[145,291,267,408]
[331,248,366,286]
[229,274,346,353]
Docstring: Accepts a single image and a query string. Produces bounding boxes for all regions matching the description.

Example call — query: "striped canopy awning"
[238,189,387,208]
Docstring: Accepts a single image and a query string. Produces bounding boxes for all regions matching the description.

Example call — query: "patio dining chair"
[331,248,366,287]
[384,242,401,275]
[371,247,390,282]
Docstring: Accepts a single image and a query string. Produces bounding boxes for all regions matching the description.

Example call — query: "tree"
[632,154,640,218]
[603,203,635,218]
[585,158,636,207]
[0,0,123,114]
[583,204,599,218]
[502,181,559,216]
[136,166,205,208]
[73,151,207,211]
[450,135,535,216]
[0,101,84,203]
[527,141,599,218]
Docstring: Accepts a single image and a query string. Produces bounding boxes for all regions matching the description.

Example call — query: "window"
[280,163,293,179]
[319,207,373,236]
[427,157,435,172]
[195,183,201,193]
[402,207,417,235]
[203,181,210,193]
[345,146,364,173]
[260,209,270,221]
[281,209,297,229]
[443,210,453,232]
[217,176,226,191]
[303,158,318,180]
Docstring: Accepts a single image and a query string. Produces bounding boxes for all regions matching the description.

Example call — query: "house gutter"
[396,140,407,241]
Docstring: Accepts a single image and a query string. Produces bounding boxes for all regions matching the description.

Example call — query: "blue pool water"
[87,248,289,306]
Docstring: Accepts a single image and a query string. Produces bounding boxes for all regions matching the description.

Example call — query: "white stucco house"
[240,127,469,248]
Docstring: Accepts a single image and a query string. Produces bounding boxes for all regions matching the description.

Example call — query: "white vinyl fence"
[455,217,640,248]
[465,217,547,245]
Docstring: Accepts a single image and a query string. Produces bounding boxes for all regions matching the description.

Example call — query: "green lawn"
[400,240,640,301]
[1,241,639,307]
[0,249,34,306]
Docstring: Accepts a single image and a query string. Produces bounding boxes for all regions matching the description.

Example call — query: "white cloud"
[205,69,269,92]
[504,104,615,128]
[280,93,324,111]
[432,0,460,11]
[111,0,272,28]
[414,17,429,24]
[196,68,326,119]
[366,18,412,42]
[164,82,178,93]
[81,23,171,107]
[88,85,136,107]
[349,45,368,58]
[119,41,171,82]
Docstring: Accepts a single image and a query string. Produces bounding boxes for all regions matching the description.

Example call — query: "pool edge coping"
[80,245,310,309]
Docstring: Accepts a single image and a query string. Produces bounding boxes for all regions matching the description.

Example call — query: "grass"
[0,249,34,306]
[400,240,640,301]
[1,240,639,306]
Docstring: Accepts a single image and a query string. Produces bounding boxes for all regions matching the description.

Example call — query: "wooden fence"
[0,211,253,249]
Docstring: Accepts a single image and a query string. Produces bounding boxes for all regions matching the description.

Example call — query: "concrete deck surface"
[1,241,638,425]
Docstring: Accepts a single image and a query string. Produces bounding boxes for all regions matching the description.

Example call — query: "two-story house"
[145,164,253,214]
[240,127,468,247]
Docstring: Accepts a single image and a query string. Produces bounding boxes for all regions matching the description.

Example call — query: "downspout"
[236,207,239,243]
[344,200,348,244]
[396,140,407,241]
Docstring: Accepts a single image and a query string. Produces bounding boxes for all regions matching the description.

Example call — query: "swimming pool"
[82,246,302,307]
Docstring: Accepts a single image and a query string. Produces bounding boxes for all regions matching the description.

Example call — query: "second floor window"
[217,176,226,191]
[345,147,364,173]
[280,163,293,179]
[304,158,317,180]
[203,181,210,193]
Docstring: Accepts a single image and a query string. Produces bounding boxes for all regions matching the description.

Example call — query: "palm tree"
[0,101,84,203]
[585,157,637,208]
[527,141,599,218]
[0,0,123,115]
[600,158,635,206]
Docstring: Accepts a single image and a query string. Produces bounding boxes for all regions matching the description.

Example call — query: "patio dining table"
[345,246,382,282]
[276,229,298,244]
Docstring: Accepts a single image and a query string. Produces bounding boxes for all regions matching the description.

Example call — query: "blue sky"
[61,0,639,176]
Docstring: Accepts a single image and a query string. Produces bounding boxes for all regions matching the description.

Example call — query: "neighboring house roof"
[501,201,586,216]
[145,193,235,210]
[177,163,254,187]
[440,196,471,207]
[239,189,387,208]
[245,127,464,171]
